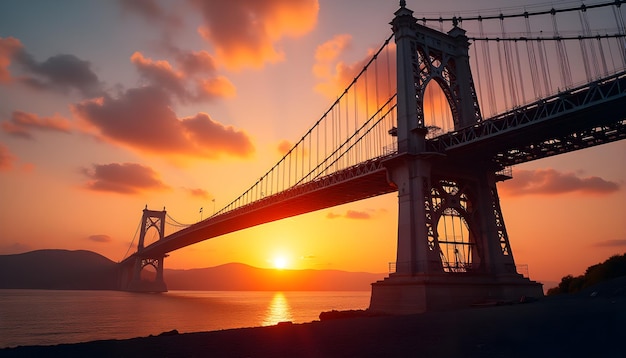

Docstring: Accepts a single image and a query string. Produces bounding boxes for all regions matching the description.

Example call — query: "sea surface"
[0,289,371,348]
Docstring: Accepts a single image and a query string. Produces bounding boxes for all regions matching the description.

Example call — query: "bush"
[547,253,626,296]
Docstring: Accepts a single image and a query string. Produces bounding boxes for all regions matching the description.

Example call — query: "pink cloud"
[314,40,396,116]
[2,111,71,139]
[313,34,352,78]
[88,234,112,243]
[176,50,218,75]
[191,0,319,70]
[326,210,371,220]
[0,143,16,171]
[277,139,293,155]
[82,162,170,194]
[130,51,235,103]
[72,86,254,160]
[184,187,212,200]
[499,169,620,196]
[0,37,22,83]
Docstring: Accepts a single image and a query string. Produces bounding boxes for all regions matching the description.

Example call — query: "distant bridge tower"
[120,207,168,292]
[369,2,543,314]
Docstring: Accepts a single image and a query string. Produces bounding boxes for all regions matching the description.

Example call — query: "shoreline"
[2,291,624,358]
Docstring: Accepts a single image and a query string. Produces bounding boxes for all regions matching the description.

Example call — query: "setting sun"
[273,256,288,270]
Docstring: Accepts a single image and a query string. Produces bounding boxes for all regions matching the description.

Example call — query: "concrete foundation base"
[369,273,543,314]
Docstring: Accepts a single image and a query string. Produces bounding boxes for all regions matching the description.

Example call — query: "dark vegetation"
[547,253,626,295]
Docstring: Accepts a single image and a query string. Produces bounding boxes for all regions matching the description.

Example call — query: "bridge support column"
[120,207,168,293]
[369,2,542,314]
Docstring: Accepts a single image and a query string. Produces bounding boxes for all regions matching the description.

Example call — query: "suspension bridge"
[118,1,626,313]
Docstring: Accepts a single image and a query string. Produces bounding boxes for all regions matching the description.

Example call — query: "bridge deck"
[123,157,397,260]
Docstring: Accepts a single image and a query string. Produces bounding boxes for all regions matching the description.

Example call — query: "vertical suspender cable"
[500,14,518,107]
[496,39,510,110]
[525,13,541,99]
[612,2,626,66]
[479,18,497,115]
[513,39,526,106]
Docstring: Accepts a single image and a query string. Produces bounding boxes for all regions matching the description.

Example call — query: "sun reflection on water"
[262,292,293,326]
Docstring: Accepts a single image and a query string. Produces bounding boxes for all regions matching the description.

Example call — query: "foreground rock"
[2,288,624,358]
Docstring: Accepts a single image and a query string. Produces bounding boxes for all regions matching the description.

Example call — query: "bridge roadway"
[125,71,626,262]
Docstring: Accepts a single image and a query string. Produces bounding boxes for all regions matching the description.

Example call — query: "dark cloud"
[88,234,112,243]
[0,143,15,171]
[190,0,319,70]
[72,86,254,160]
[118,0,182,29]
[2,111,71,139]
[593,239,626,248]
[1,36,103,97]
[499,169,620,196]
[19,53,102,96]
[82,162,170,194]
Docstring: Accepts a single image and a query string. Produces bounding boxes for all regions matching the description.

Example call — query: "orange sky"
[0,0,624,284]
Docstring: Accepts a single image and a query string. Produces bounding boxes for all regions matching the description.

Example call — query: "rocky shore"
[2,279,624,357]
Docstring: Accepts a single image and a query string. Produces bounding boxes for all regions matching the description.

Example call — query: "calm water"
[0,290,370,348]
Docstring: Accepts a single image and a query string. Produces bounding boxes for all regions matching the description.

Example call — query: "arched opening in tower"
[423,80,454,138]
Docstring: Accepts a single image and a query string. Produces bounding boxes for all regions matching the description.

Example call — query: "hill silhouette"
[0,250,385,291]
[0,249,119,290]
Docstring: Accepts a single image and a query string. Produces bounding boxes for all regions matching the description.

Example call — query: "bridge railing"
[388,261,530,277]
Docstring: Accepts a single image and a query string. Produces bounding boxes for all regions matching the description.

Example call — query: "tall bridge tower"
[369,2,543,314]
[119,207,168,292]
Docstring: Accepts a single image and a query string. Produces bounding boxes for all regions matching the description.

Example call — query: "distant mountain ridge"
[0,249,119,290]
[0,250,386,291]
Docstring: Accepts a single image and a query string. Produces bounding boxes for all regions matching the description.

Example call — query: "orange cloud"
[2,111,71,139]
[277,139,293,155]
[82,162,170,194]
[326,210,371,220]
[130,52,235,103]
[191,0,319,70]
[499,169,620,196]
[185,187,212,200]
[87,234,112,243]
[313,34,352,78]
[0,37,22,83]
[314,40,396,118]
[72,86,254,160]
[0,142,16,171]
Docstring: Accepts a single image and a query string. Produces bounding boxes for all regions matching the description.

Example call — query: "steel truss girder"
[426,71,626,165]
